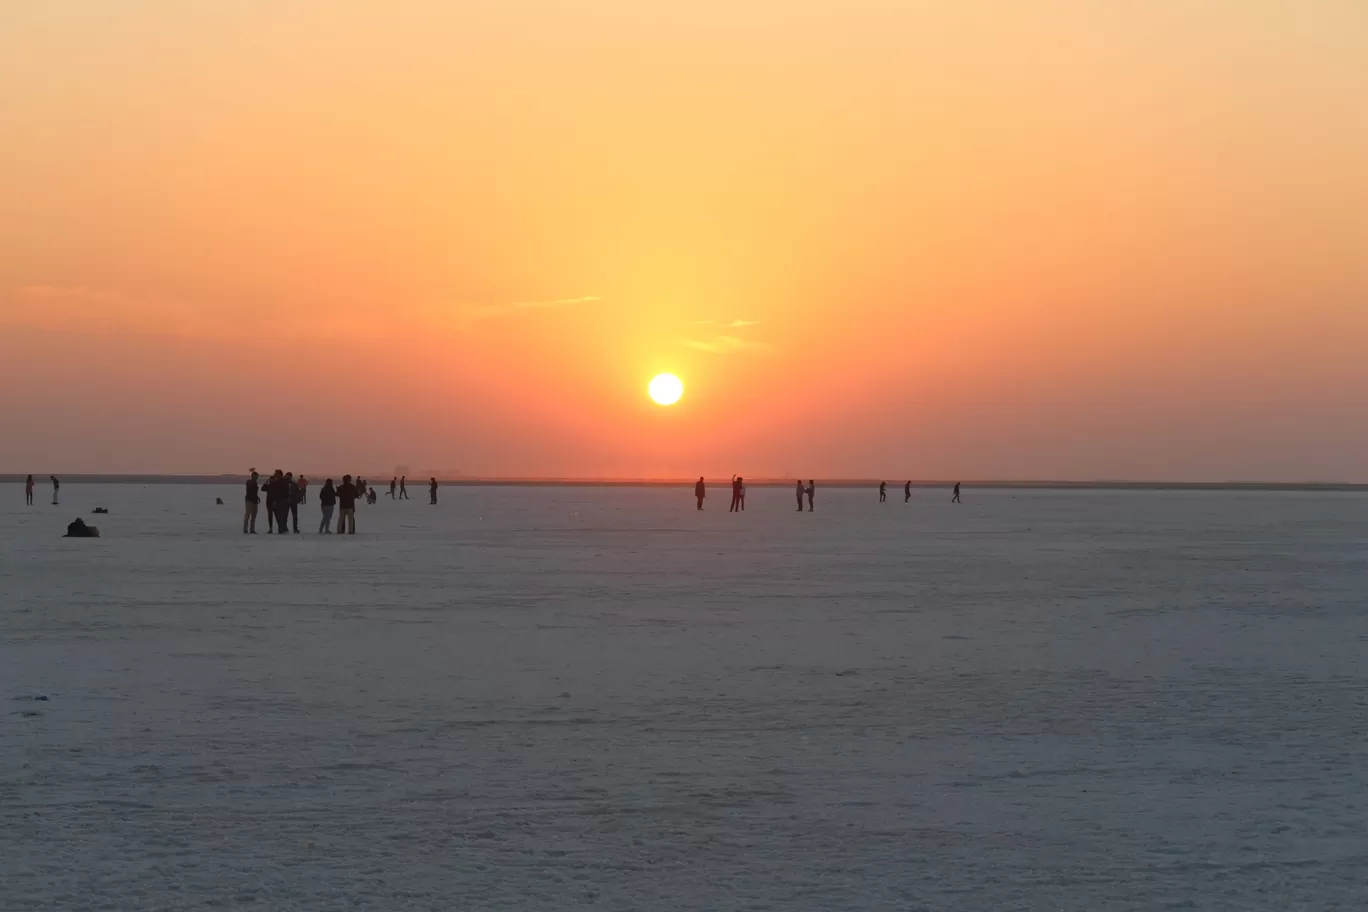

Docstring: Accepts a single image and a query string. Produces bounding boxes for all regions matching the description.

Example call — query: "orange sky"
[2,1,1366,479]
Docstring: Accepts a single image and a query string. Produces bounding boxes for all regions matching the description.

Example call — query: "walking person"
[795,479,805,512]
[806,480,815,512]
[694,476,706,510]
[904,481,912,503]
[318,478,337,533]
[399,476,409,499]
[50,475,60,505]
[25,474,34,506]
[389,478,397,499]
[336,475,359,534]
[952,482,961,504]
[286,472,302,533]
[429,477,438,505]
[879,481,887,503]
[729,475,742,512]
[244,470,261,533]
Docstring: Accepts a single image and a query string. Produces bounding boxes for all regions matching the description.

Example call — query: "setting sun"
[648,373,684,406]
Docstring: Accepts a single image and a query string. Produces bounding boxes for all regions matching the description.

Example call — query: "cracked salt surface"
[3,485,1366,909]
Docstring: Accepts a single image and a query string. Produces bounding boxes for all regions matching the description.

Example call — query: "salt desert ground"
[3,484,1366,910]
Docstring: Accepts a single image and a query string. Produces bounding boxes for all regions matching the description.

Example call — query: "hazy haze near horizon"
[2,1,1365,480]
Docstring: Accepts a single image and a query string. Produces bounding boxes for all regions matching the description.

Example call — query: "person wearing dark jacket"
[694,477,706,510]
[244,470,260,533]
[336,475,359,534]
[286,472,301,533]
[318,478,337,533]
[264,470,281,533]
[429,477,438,505]
[64,517,99,537]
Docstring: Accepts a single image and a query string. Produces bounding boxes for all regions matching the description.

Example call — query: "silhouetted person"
[286,472,302,533]
[25,474,34,505]
[740,478,747,511]
[730,476,742,512]
[795,480,805,511]
[64,517,99,538]
[244,470,261,534]
[429,477,438,504]
[806,480,815,512]
[358,478,367,501]
[50,475,59,505]
[389,478,397,499]
[318,478,337,532]
[264,469,281,532]
[336,475,359,534]
[879,481,887,502]
[694,477,706,510]
[904,481,912,503]
[298,475,308,504]
[368,488,377,504]
[952,482,961,503]
[273,472,294,534]
[400,476,409,499]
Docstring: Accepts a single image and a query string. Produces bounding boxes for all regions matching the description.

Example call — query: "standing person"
[298,475,308,504]
[694,477,706,510]
[357,478,367,502]
[429,477,438,505]
[806,480,815,512]
[795,480,805,512]
[952,482,962,504]
[25,474,34,506]
[287,472,302,533]
[739,478,747,511]
[264,469,281,533]
[389,478,398,499]
[50,475,60,505]
[729,475,742,512]
[399,476,409,499]
[275,472,294,534]
[336,474,359,534]
[879,481,887,503]
[318,478,337,533]
[244,470,261,534]
[904,481,912,503]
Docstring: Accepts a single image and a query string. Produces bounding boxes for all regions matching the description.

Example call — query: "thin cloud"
[680,335,773,355]
[689,319,759,328]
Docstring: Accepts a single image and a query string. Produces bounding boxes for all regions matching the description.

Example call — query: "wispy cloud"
[689,319,760,328]
[680,335,773,355]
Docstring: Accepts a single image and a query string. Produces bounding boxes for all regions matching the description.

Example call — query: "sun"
[648,373,684,406]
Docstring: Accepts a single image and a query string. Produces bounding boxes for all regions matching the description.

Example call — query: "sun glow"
[648,373,684,406]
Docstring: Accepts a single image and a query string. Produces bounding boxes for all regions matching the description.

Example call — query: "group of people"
[694,478,963,512]
[384,476,438,504]
[24,475,59,506]
[243,470,440,535]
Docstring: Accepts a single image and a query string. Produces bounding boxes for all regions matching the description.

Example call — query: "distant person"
[904,481,912,503]
[952,482,961,503]
[399,476,409,499]
[429,477,438,504]
[51,475,60,505]
[358,478,367,502]
[25,474,34,506]
[740,478,747,511]
[389,478,398,499]
[318,478,337,533]
[694,477,706,510]
[244,470,261,534]
[806,480,815,512]
[336,475,359,534]
[730,476,742,512]
[274,472,294,534]
[298,475,308,504]
[264,469,281,533]
[795,480,805,512]
[286,472,302,533]
[879,481,887,503]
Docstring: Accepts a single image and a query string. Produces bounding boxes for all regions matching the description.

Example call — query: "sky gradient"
[2,1,1366,480]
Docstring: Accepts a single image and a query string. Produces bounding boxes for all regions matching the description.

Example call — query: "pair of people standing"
[796,480,815,512]
[729,476,747,512]
[389,476,409,499]
[317,476,359,534]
